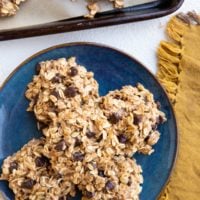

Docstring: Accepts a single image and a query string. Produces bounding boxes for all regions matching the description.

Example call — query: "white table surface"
[0,0,199,85]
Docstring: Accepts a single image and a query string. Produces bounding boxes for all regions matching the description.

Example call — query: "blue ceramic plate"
[0,43,178,200]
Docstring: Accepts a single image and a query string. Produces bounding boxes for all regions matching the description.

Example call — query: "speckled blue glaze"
[0,43,177,200]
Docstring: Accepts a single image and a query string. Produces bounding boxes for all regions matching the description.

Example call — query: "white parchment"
[0,0,156,30]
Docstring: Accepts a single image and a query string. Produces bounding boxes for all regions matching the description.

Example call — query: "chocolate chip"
[117,134,127,144]
[9,161,18,173]
[74,185,80,193]
[133,114,143,125]
[68,67,78,77]
[127,177,132,186]
[85,191,95,198]
[86,131,96,138]
[64,86,78,98]
[89,91,93,95]
[108,112,122,124]
[50,90,60,98]
[81,100,86,106]
[98,170,105,177]
[74,138,82,147]
[73,152,84,161]
[21,178,36,189]
[96,134,103,142]
[36,64,41,74]
[156,101,161,109]
[144,135,150,143]
[35,156,50,167]
[37,121,48,130]
[105,180,115,191]
[114,94,121,100]
[55,140,67,151]
[157,115,165,124]
[124,153,129,158]
[57,122,62,128]
[52,73,63,83]
[160,116,165,124]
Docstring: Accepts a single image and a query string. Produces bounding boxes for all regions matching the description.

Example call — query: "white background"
[0,0,199,85]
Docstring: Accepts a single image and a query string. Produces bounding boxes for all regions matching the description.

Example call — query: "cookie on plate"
[79,155,143,200]
[99,84,166,156]
[1,138,76,200]
[25,57,99,126]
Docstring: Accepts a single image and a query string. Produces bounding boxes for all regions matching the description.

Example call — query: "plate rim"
[0,42,179,199]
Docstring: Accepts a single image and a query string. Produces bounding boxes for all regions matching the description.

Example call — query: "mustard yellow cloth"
[157,13,200,200]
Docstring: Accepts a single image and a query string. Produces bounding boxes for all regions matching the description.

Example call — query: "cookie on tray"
[86,0,124,18]
[0,0,26,16]
[99,84,166,156]
[1,139,76,200]
[79,155,143,200]
[25,57,99,126]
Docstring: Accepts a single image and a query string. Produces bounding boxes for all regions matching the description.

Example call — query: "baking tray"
[0,0,183,41]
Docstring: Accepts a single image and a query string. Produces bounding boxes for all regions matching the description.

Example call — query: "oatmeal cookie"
[41,110,109,184]
[99,84,166,156]
[25,57,99,126]
[1,139,76,200]
[79,155,143,200]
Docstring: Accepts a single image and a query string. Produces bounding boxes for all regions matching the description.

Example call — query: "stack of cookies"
[1,57,166,200]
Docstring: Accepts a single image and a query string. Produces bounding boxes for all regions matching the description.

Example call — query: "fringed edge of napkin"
[157,12,200,105]
[157,12,200,200]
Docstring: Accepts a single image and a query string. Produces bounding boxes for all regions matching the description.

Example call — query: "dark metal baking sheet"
[0,0,184,41]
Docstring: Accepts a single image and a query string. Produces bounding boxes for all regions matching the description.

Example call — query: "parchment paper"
[0,0,157,30]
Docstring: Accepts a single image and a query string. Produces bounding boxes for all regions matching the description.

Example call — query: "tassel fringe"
[157,11,200,105]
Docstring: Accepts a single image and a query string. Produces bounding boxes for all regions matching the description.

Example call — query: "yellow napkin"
[157,12,200,200]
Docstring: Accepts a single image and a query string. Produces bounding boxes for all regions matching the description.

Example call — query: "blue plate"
[0,43,178,200]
